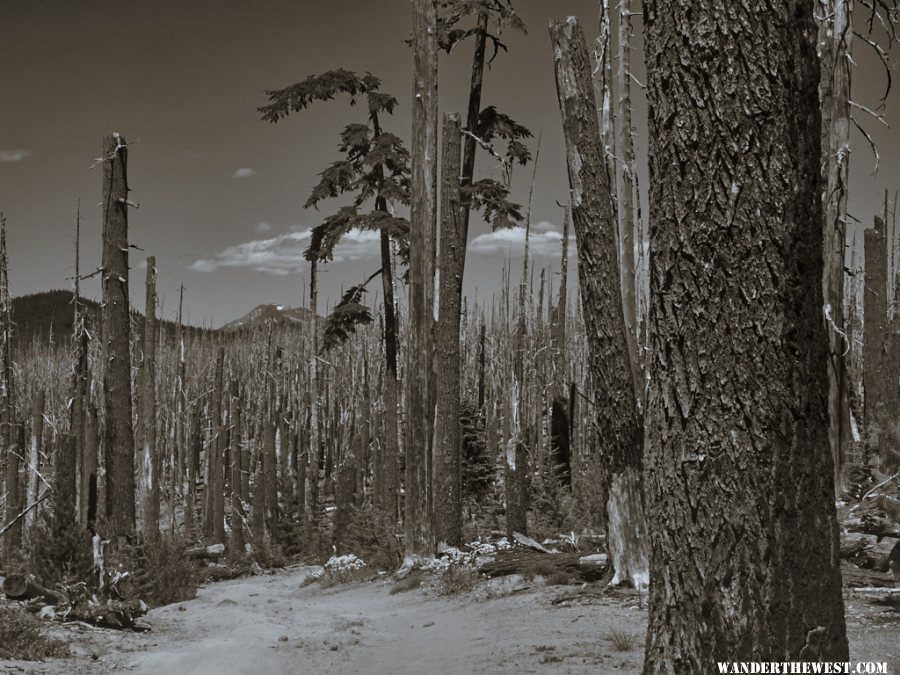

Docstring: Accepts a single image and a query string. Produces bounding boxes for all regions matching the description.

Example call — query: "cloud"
[469,225,575,258]
[189,227,381,275]
[232,167,257,179]
[0,149,32,162]
[254,222,273,234]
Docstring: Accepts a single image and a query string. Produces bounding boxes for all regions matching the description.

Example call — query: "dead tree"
[819,0,853,488]
[211,344,226,543]
[551,17,647,588]
[101,133,136,543]
[25,389,45,531]
[615,0,642,400]
[0,216,21,558]
[434,113,464,549]
[865,216,893,456]
[71,204,91,529]
[230,388,245,553]
[141,257,159,541]
[641,1,848,669]
[406,0,438,559]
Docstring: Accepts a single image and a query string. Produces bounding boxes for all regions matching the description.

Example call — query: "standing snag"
[550,16,648,589]
[101,133,136,544]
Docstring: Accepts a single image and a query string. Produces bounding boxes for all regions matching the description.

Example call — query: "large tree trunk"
[551,17,647,589]
[641,2,848,670]
[101,133,136,543]
[141,257,159,542]
[433,113,464,549]
[405,0,438,560]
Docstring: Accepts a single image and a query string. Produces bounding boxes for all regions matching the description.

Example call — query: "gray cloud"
[232,167,257,179]
[190,227,381,275]
[0,149,32,162]
[469,222,575,258]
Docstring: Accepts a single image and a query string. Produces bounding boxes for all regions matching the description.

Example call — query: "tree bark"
[406,0,438,560]
[433,113,464,549]
[551,17,647,588]
[641,1,848,669]
[101,133,136,543]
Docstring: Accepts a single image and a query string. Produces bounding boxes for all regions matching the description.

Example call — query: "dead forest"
[1,1,900,672]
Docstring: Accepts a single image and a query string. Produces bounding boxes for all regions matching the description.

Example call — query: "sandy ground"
[2,567,897,674]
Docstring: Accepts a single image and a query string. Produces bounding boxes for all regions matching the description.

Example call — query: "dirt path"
[15,567,646,674]
[5,567,897,674]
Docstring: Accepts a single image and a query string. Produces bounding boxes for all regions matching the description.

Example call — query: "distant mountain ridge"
[9,291,317,347]
[223,303,319,331]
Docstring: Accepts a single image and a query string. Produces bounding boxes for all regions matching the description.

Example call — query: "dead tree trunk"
[433,113,464,549]
[141,257,159,541]
[26,389,45,531]
[83,405,99,532]
[212,345,226,543]
[864,217,890,455]
[819,0,852,488]
[308,260,320,523]
[551,17,647,588]
[56,433,78,529]
[406,0,438,560]
[230,392,245,553]
[641,1,848,669]
[615,0,642,402]
[101,133,136,544]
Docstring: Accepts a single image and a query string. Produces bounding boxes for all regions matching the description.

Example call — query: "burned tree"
[641,1,848,670]
[140,256,160,541]
[100,133,136,544]
[551,17,647,588]
[433,112,464,549]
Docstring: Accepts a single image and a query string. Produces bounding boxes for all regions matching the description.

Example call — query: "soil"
[1,566,897,674]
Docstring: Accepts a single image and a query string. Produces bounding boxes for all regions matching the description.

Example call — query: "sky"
[0,1,898,327]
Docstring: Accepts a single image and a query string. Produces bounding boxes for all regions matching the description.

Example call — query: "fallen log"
[478,550,607,583]
[2,573,67,605]
[185,543,225,561]
[840,561,895,588]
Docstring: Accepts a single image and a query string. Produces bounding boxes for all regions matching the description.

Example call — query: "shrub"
[521,559,558,581]
[608,630,637,652]
[389,572,424,595]
[547,570,571,586]
[117,535,197,607]
[0,606,68,661]
[339,506,402,571]
[319,554,372,587]
[436,564,480,596]
[30,512,93,589]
